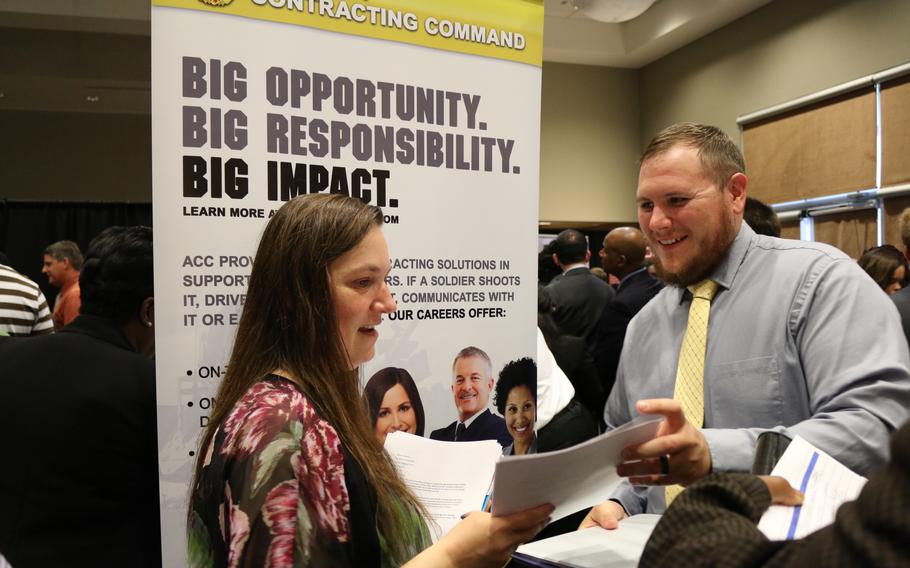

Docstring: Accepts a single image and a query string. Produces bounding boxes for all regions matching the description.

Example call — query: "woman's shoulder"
[192,376,357,567]
[217,375,335,461]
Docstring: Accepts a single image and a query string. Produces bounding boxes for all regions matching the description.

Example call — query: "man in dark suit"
[593,227,663,401]
[544,229,614,346]
[430,346,511,447]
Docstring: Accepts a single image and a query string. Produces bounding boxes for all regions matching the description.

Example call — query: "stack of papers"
[493,416,663,520]
[384,432,502,540]
[514,514,662,568]
[385,415,663,539]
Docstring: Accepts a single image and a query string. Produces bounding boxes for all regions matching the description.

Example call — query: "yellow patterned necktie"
[665,279,719,506]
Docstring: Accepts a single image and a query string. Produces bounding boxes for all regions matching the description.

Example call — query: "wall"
[639,0,910,143]
[0,110,151,201]
[539,62,640,223]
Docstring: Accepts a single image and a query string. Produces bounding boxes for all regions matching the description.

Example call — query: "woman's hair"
[363,367,426,436]
[493,357,537,415]
[79,226,153,322]
[858,245,908,291]
[190,194,421,563]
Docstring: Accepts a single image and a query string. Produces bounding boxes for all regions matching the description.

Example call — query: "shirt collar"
[562,262,589,274]
[461,408,486,429]
[709,221,753,291]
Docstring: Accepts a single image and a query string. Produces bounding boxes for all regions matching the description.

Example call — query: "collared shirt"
[605,223,910,515]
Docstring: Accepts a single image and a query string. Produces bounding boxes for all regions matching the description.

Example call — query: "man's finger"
[579,503,622,530]
[759,476,805,507]
[636,398,688,432]
[622,430,693,461]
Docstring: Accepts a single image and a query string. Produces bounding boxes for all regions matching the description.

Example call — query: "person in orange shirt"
[42,240,83,330]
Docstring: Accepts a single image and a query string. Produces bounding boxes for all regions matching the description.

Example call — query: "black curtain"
[0,200,152,307]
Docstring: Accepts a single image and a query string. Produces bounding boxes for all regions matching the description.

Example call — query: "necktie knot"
[688,279,718,301]
[454,422,467,441]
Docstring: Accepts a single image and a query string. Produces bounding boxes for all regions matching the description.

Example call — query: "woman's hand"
[408,503,553,568]
[578,500,626,530]
[758,476,804,506]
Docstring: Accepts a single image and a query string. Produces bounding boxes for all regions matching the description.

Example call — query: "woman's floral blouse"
[188,376,430,567]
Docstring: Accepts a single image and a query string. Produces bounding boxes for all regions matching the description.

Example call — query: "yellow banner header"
[153,0,544,66]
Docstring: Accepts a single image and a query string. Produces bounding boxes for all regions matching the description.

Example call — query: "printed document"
[514,514,661,568]
[757,435,867,540]
[384,432,502,540]
[492,416,663,521]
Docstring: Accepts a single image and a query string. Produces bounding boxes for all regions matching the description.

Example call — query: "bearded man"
[582,123,910,527]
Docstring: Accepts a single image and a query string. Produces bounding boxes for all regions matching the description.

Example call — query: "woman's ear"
[140,297,155,328]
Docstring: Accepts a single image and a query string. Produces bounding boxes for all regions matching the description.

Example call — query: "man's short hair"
[744,197,781,238]
[552,229,588,265]
[899,208,910,249]
[79,227,153,322]
[44,240,84,271]
[452,346,492,374]
[641,123,745,190]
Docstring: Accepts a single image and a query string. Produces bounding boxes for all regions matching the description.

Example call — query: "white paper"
[757,435,867,540]
[492,415,663,521]
[515,514,661,568]
[384,431,503,540]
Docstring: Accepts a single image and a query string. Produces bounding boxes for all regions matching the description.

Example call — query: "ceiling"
[0,0,773,114]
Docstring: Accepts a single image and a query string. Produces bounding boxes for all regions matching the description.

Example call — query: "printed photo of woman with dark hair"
[494,357,538,456]
[364,367,426,444]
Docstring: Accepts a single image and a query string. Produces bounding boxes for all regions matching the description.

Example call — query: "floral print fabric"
[189,376,428,567]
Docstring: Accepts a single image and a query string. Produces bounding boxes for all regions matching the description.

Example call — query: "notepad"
[757,435,867,540]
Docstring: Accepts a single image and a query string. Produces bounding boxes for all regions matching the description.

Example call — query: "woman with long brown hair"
[187,194,550,567]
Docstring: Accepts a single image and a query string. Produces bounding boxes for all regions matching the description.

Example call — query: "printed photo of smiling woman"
[494,357,538,456]
[364,366,426,444]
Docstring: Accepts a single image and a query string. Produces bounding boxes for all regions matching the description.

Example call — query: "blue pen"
[481,476,495,512]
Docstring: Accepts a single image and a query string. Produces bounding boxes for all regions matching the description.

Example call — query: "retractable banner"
[152,0,543,562]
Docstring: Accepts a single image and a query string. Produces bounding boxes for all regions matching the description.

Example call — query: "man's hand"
[616,399,712,487]
[578,500,626,530]
[758,476,804,506]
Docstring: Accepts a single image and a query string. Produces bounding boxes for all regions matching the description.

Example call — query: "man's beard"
[650,222,737,288]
